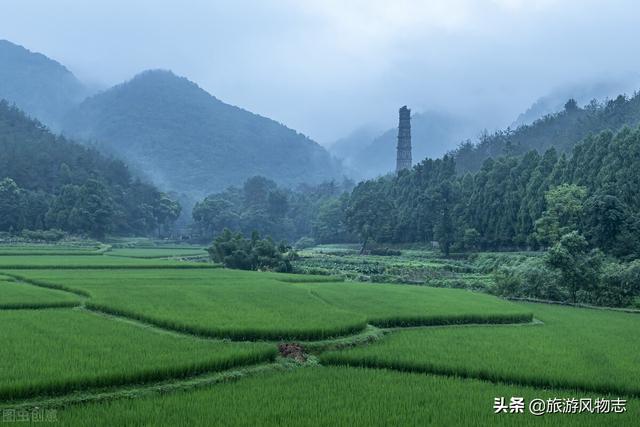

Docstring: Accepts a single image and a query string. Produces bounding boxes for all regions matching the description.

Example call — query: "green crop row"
[0,309,276,400]
[0,264,218,270]
[367,312,533,328]
[0,254,218,269]
[0,301,80,310]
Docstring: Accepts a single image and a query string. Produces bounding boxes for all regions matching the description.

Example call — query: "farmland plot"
[0,309,275,400]
[322,303,640,396]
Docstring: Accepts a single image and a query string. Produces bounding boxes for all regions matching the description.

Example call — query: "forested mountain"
[0,40,87,130]
[330,111,479,179]
[0,101,180,238]
[454,93,640,173]
[347,125,640,258]
[62,70,343,199]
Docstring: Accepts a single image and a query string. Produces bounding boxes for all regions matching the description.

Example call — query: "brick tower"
[396,105,412,173]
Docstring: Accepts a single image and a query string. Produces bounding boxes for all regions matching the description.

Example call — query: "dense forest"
[344,125,640,306]
[191,176,355,245]
[453,94,640,173]
[348,125,640,255]
[0,101,180,238]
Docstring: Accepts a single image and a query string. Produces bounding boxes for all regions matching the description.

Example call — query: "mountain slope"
[62,70,342,198]
[0,101,179,237]
[330,111,479,179]
[0,40,87,130]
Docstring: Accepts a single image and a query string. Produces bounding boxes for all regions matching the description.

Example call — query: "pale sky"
[2,0,639,144]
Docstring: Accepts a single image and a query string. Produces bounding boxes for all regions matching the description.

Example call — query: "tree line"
[343,125,640,307]
[347,125,640,257]
[191,176,355,245]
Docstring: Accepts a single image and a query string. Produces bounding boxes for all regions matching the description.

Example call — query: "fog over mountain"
[2,0,640,145]
[61,70,342,199]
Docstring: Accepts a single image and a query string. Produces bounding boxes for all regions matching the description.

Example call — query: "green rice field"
[0,277,80,308]
[105,247,208,259]
[52,367,639,426]
[8,268,531,340]
[0,309,275,400]
[0,244,103,256]
[322,303,640,396]
[0,244,637,425]
[0,254,216,269]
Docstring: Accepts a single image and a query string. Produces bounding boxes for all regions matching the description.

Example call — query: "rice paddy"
[105,247,208,259]
[0,255,216,269]
[0,309,275,400]
[0,244,637,425]
[0,277,81,309]
[50,367,639,426]
[8,268,531,340]
[322,303,640,396]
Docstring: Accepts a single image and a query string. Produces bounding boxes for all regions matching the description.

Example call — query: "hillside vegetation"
[0,101,180,238]
[454,94,640,172]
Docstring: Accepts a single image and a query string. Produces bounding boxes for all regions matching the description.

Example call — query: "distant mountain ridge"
[513,78,640,127]
[0,41,343,201]
[61,70,342,199]
[453,92,640,173]
[0,39,87,130]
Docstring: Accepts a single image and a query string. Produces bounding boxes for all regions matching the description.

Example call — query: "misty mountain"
[454,92,640,173]
[0,40,87,130]
[61,70,343,199]
[514,78,640,127]
[330,111,480,179]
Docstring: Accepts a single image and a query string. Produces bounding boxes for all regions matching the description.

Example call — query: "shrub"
[491,257,564,301]
[208,229,293,273]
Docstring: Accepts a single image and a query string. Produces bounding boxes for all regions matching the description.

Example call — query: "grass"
[0,255,217,269]
[8,269,532,340]
[0,278,81,309]
[322,302,640,396]
[304,281,533,327]
[0,309,275,400]
[52,367,639,426]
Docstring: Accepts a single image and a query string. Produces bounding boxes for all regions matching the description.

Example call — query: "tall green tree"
[533,184,587,247]
[545,231,602,303]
